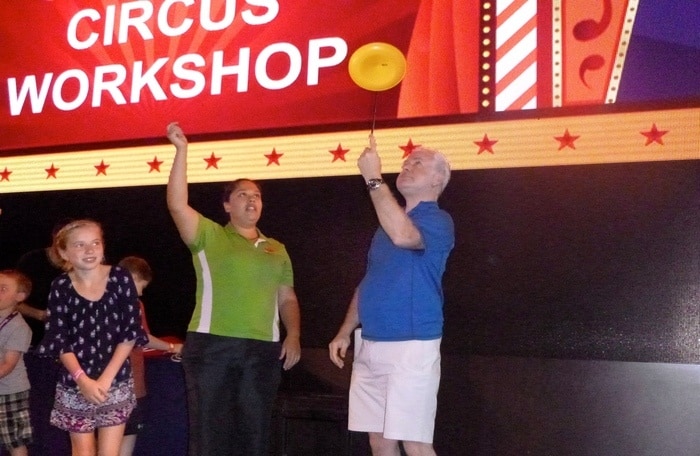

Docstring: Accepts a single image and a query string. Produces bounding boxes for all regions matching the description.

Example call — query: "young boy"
[0,270,34,456]
[116,257,182,456]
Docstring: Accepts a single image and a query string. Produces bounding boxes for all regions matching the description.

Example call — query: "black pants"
[181,332,282,456]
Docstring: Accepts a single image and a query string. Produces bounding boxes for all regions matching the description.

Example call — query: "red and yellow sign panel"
[1,0,482,153]
[0,0,697,193]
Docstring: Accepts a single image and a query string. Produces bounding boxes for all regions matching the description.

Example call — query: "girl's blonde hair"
[49,219,103,271]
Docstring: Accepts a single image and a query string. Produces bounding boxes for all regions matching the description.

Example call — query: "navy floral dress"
[38,266,148,388]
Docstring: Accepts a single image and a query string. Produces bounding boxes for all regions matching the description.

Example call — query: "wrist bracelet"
[72,369,85,381]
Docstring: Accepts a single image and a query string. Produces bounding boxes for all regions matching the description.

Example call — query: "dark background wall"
[1,159,698,454]
[1,159,697,362]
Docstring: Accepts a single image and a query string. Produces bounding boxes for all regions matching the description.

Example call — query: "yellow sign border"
[0,107,697,194]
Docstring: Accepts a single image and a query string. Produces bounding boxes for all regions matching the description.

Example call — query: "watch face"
[367,178,384,190]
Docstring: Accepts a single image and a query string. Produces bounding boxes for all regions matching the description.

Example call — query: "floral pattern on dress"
[37,266,148,387]
[50,379,136,432]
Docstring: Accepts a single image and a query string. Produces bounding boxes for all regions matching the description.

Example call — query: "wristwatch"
[366,178,384,191]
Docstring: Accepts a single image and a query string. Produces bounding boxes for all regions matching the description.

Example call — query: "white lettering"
[119,1,155,44]
[6,37,348,115]
[211,49,251,94]
[67,0,279,51]
[67,9,100,50]
[200,0,235,32]
[7,74,53,115]
[241,0,279,25]
[171,54,207,99]
[307,37,347,85]
[159,0,195,37]
[256,42,301,90]
[103,5,117,46]
[52,70,89,112]
[92,65,128,107]
[131,59,169,102]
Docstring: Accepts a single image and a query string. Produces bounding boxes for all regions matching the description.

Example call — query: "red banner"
[1,0,648,155]
[0,0,480,153]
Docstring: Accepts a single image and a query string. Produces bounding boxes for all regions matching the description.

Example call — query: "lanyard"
[0,311,18,333]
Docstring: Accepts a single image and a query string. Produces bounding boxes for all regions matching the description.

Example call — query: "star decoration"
[554,129,580,150]
[45,163,59,179]
[95,160,109,176]
[265,148,283,166]
[474,134,498,154]
[399,139,421,158]
[148,156,163,173]
[204,152,221,169]
[0,167,11,181]
[329,144,349,162]
[640,123,668,146]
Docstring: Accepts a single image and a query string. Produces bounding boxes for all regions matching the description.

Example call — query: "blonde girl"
[38,220,147,456]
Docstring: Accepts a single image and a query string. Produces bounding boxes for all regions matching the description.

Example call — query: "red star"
[0,167,11,181]
[399,139,421,158]
[265,148,283,166]
[554,129,580,150]
[474,134,498,154]
[204,153,221,169]
[329,144,349,162]
[45,163,59,179]
[148,156,163,173]
[640,123,668,145]
[95,160,109,176]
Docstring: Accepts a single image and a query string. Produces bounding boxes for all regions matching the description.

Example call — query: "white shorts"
[348,330,441,443]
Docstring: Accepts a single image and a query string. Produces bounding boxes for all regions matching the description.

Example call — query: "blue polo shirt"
[357,201,454,341]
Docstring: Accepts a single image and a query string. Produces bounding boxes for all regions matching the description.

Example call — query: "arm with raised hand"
[357,135,422,249]
[166,122,200,245]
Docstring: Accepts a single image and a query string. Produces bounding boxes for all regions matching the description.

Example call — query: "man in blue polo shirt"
[329,135,454,456]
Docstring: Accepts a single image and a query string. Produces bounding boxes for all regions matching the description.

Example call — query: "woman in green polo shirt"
[166,122,301,456]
